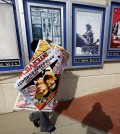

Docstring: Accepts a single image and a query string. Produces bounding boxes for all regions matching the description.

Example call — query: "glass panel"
[30,6,62,46]
[0,4,20,59]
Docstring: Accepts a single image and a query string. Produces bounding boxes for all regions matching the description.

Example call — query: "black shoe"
[41,126,56,132]
[50,127,56,132]
[33,122,39,127]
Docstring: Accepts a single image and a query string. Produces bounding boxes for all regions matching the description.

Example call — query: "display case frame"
[105,0,120,61]
[68,1,107,68]
[23,0,68,59]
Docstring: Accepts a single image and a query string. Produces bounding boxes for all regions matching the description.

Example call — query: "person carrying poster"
[14,40,69,132]
[29,40,57,132]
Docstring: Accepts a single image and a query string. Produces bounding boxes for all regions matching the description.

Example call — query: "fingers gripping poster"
[14,40,69,111]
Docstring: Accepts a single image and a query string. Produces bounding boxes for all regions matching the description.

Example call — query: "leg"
[39,112,56,132]
[29,111,40,127]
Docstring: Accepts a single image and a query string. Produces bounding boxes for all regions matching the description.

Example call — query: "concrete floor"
[55,88,120,134]
[1,88,119,134]
[0,110,109,134]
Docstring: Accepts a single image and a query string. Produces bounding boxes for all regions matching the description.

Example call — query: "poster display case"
[68,1,106,68]
[0,0,26,73]
[23,0,68,59]
[105,0,120,61]
[0,0,111,72]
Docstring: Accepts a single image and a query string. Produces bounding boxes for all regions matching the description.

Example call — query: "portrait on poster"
[30,6,62,46]
[75,10,102,55]
[110,8,120,49]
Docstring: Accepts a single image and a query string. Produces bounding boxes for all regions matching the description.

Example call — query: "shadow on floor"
[82,102,113,134]
[51,88,120,134]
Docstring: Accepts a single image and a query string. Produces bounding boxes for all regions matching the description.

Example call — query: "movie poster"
[14,92,37,111]
[110,8,120,49]
[75,10,102,55]
[14,40,69,111]
[30,6,62,46]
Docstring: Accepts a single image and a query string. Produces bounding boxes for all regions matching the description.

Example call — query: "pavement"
[1,88,120,134]
[0,110,80,134]
[0,110,111,134]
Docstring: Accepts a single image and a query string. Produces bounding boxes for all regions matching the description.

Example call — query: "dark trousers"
[29,111,54,131]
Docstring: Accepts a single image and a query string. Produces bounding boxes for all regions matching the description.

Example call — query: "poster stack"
[14,40,69,111]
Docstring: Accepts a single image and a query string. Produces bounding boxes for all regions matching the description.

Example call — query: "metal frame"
[68,0,107,69]
[105,0,120,61]
[22,0,68,60]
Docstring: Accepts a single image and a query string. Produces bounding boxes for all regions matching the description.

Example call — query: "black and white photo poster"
[30,6,62,46]
[75,10,101,55]
[71,3,106,68]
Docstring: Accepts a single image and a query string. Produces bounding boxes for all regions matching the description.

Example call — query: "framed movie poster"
[0,0,25,73]
[70,2,106,68]
[23,0,67,59]
[105,0,120,61]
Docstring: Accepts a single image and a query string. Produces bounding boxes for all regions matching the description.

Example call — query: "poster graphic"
[72,3,106,67]
[42,17,52,40]
[14,40,69,111]
[75,10,101,55]
[14,92,37,111]
[30,6,62,46]
[110,8,120,49]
